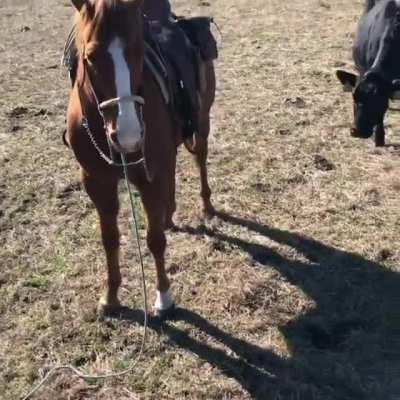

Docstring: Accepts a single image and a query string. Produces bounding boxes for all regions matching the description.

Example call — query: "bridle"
[78,49,146,167]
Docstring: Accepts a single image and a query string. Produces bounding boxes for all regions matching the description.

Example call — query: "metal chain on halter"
[81,116,145,167]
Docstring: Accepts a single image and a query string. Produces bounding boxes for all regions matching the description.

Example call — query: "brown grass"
[1,0,400,399]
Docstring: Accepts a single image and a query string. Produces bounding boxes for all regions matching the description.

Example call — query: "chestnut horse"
[66,0,215,316]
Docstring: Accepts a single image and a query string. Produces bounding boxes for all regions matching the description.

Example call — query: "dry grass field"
[1,0,400,399]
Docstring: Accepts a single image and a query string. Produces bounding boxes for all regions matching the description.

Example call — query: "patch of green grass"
[23,275,50,291]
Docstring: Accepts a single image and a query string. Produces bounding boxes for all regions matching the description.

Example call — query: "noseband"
[99,94,145,110]
[78,55,146,167]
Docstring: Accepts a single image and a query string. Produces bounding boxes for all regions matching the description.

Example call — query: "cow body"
[354,0,400,74]
[336,0,400,146]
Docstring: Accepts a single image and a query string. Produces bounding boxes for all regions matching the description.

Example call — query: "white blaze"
[108,37,142,152]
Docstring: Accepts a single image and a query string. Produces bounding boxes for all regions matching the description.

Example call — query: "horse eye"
[85,55,94,66]
[85,44,102,62]
[85,51,102,71]
[85,58,98,76]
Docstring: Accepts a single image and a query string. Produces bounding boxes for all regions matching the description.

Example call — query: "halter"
[99,94,145,110]
[78,53,146,167]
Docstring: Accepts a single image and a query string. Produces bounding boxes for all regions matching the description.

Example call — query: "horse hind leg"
[190,60,215,218]
[192,116,215,217]
[165,157,177,230]
[82,172,122,316]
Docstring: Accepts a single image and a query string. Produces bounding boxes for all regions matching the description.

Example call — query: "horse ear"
[71,0,86,11]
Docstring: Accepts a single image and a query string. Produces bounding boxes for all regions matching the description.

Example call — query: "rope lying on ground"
[22,154,148,400]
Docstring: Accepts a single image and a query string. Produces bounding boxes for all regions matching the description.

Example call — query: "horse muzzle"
[108,129,144,154]
[350,126,373,139]
[102,95,146,154]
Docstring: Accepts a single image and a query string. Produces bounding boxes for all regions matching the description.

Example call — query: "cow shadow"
[116,211,400,399]
[383,142,400,149]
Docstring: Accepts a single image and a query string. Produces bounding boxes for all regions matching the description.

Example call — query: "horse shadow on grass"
[117,211,400,400]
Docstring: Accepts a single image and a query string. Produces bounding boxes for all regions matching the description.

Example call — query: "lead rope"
[21,154,148,400]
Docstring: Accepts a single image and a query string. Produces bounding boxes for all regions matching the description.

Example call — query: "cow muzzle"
[350,126,373,139]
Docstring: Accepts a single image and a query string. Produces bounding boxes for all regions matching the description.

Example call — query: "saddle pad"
[176,16,218,62]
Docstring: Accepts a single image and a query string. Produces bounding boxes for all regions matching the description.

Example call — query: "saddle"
[62,14,217,139]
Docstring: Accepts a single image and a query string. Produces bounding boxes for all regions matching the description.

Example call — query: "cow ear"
[71,0,86,11]
[392,79,400,88]
[391,79,400,99]
[385,0,397,19]
[336,70,357,92]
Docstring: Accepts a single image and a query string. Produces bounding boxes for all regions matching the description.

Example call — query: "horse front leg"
[82,172,122,316]
[138,179,175,317]
[148,214,174,317]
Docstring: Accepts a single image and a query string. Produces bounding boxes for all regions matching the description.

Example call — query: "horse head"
[73,0,145,154]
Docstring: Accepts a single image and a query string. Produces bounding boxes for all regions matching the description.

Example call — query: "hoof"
[165,219,177,231]
[374,131,385,147]
[98,299,122,318]
[154,289,175,319]
[153,303,176,319]
[204,206,216,219]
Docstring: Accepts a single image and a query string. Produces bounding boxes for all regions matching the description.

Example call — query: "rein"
[22,51,151,400]
[21,153,149,400]
[78,56,146,168]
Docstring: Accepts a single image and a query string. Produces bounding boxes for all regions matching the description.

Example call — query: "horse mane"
[74,0,141,53]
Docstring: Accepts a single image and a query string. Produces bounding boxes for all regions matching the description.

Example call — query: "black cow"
[336,0,400,146]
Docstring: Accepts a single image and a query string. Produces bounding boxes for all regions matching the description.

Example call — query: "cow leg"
[82,172,122,316]
[374,123,385,147]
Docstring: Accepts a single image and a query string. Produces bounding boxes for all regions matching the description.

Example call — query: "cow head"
[336,70,400,138]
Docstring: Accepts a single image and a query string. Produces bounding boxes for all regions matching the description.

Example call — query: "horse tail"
[184,135,198,154]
